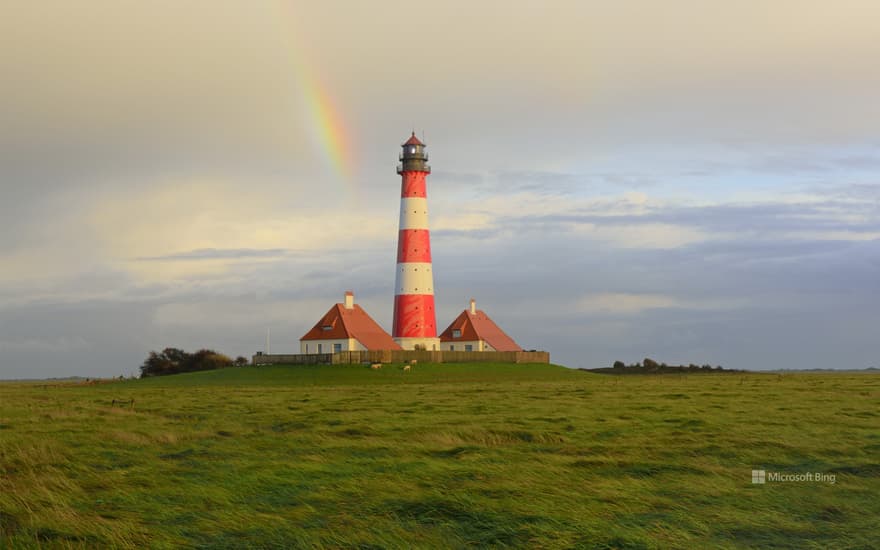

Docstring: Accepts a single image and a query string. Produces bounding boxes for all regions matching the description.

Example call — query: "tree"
[140,348,233,377]
[140,348,184,378]
[613,360,626,370]
[234,356,249,367]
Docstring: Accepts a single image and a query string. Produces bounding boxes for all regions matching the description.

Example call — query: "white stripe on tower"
[398,197,430,230]
[396,263,434,294]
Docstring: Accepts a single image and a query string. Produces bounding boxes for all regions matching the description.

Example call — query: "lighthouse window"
[410,146,416,154]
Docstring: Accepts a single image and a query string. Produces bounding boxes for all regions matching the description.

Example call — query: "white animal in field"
[409,359,417,365]
[403,365,411,372]
[370,363,382,370]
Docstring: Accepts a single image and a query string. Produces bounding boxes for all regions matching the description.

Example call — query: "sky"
[1,1,879,378]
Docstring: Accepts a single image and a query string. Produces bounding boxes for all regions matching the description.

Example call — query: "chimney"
[344,291,354,310]
[469,298,476,315]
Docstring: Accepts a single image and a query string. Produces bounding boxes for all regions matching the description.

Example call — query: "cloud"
[83,179,398,282]
[0,336,90,353]
[153,300,320,329]
[515,198,879,241]
[573,223,710,249]
[136,248,290,261]
[577,293,679,315]
[576,293,746,316]
[810,183,880,201]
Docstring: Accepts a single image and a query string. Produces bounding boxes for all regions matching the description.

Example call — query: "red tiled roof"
[403,132,424,146]
[301,304,401,350]
[439,309,521,351]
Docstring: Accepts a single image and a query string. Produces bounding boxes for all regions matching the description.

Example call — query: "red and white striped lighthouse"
[392,133,440,350]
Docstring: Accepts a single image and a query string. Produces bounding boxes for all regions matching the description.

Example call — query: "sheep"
[409,359,418,366]
[403,365,411,372]
[370,363,382,370]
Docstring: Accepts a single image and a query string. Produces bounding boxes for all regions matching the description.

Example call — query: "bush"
[140,348,233,378]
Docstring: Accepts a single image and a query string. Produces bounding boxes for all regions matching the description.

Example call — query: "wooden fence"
[252,350,549,366]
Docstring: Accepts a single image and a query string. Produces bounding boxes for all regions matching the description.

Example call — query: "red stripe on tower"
[392,294,437,337]
[392,133,440,350]
[401,171,427,198]
[396,230,432,263]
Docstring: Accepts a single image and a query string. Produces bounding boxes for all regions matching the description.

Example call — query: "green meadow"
[1,364,878,548]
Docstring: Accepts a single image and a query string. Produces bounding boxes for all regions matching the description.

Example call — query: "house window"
[450,345,454,351]
[318,344,322,353]
[333,343,342,353]
[305,344,308,353]
[465,345,473,352]
[322,325,332,331]
[452,329,461,338]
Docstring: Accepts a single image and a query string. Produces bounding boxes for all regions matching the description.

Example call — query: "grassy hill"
[1,363,878,548]
[133,362,577,387]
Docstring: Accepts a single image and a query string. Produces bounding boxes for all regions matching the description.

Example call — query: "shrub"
[140,348,233,378]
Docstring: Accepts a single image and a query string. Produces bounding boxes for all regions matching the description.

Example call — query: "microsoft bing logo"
[750,469,835,484]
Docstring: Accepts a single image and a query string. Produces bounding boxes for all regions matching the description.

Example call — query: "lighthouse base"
[393,337,441,351]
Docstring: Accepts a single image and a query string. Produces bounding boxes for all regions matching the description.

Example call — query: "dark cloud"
[0,301,156,379]
[2,205,878,378]
[447,241,877,370]
[748,151,880,175]
[514,201,880,236]
[809,182,880,201]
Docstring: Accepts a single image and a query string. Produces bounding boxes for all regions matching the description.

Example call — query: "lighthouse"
[392,133,440,350]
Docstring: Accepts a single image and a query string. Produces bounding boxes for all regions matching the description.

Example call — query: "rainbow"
[300,72,354,183]
[272,3,356,192]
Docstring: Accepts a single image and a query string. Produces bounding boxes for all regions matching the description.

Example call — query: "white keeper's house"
[300,291,401,354]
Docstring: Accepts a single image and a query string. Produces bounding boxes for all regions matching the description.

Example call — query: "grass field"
[1,363,878,548]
